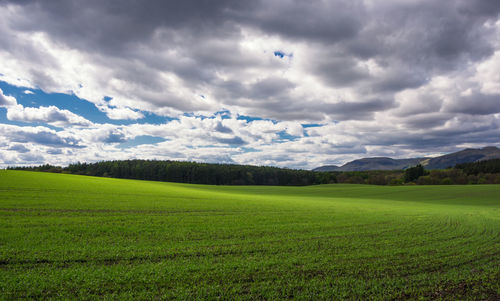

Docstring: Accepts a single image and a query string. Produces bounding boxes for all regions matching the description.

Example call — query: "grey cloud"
[394,94,443,117]
[102,131,126,143]
[403,113,452,130]
[240,0,366,44]
[47,148,63,155]
[312,56,369,87]
[457,0,500,17]
[370,68,428,93]
[8,144,30,153]
[247,77,295,100]
[7,0,250,54]
[322,98,397,121]
[21,132,83,148]
[446,92,500,115]
[215,136,246,145]
[214,122,232,134]
[19,152,44,163]
[1,126,84,148]
[236,97,397,122]
[215,77,295,102]
[360,115,500,151]
[196,154,235,164]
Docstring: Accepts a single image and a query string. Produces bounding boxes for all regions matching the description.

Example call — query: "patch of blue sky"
[301,123,325,128]
[301,123,326,137]
[183,110,232,120]
[118,135,167,148]
[183,112,206,119]
[236,114,278,124]
[120,112,177,125]
[276,130,301,142]
[274,51,285,58]
[0,81,108,123]
[240,147,260,153]
[273,50,293,59]
[0,81,175,125]
[214,110,232,119]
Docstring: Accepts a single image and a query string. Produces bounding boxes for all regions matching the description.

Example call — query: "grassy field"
[0,170,499,300]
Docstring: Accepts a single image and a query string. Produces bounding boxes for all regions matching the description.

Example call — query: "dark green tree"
[404,164,426,182]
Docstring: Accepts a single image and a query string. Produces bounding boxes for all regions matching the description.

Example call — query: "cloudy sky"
[0,0,499,169]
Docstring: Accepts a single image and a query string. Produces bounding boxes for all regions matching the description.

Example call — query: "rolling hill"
[0,170,499,299]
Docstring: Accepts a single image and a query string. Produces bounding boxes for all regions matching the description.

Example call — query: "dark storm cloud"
[5,0,251,54]
[239,0,366,44]
[457,0,500,17]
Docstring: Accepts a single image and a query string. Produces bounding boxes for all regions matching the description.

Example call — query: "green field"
[0,170,499,300]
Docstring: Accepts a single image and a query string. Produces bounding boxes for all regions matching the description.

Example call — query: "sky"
[0,0,499,169]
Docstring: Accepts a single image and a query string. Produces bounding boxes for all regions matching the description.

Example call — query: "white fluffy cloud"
[6,105,93,127]
[0,88,16,107]
[0,89,92,127]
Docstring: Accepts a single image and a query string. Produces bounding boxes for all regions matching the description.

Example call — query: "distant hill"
[313,157,424,172]
[313,146,500,171]
[313,165,340,172]
[422,146,500,169]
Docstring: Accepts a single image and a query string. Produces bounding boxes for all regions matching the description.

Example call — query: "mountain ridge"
[313,146,500,172]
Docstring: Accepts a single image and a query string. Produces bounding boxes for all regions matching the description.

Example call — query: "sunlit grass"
[0,170,499,299]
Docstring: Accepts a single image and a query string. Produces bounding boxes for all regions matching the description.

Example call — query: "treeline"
[455,158,500,175]
[8,158,500,186]
[10,160,322,186]
[8,161,400,185]
[411,158,500,185]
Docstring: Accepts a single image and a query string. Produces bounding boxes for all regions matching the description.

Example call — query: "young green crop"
[0,170,499,300]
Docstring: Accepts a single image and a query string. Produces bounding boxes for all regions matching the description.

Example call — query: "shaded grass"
[0,170,499,300]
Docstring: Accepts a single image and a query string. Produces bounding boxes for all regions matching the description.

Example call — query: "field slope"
[0,170,499,300]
